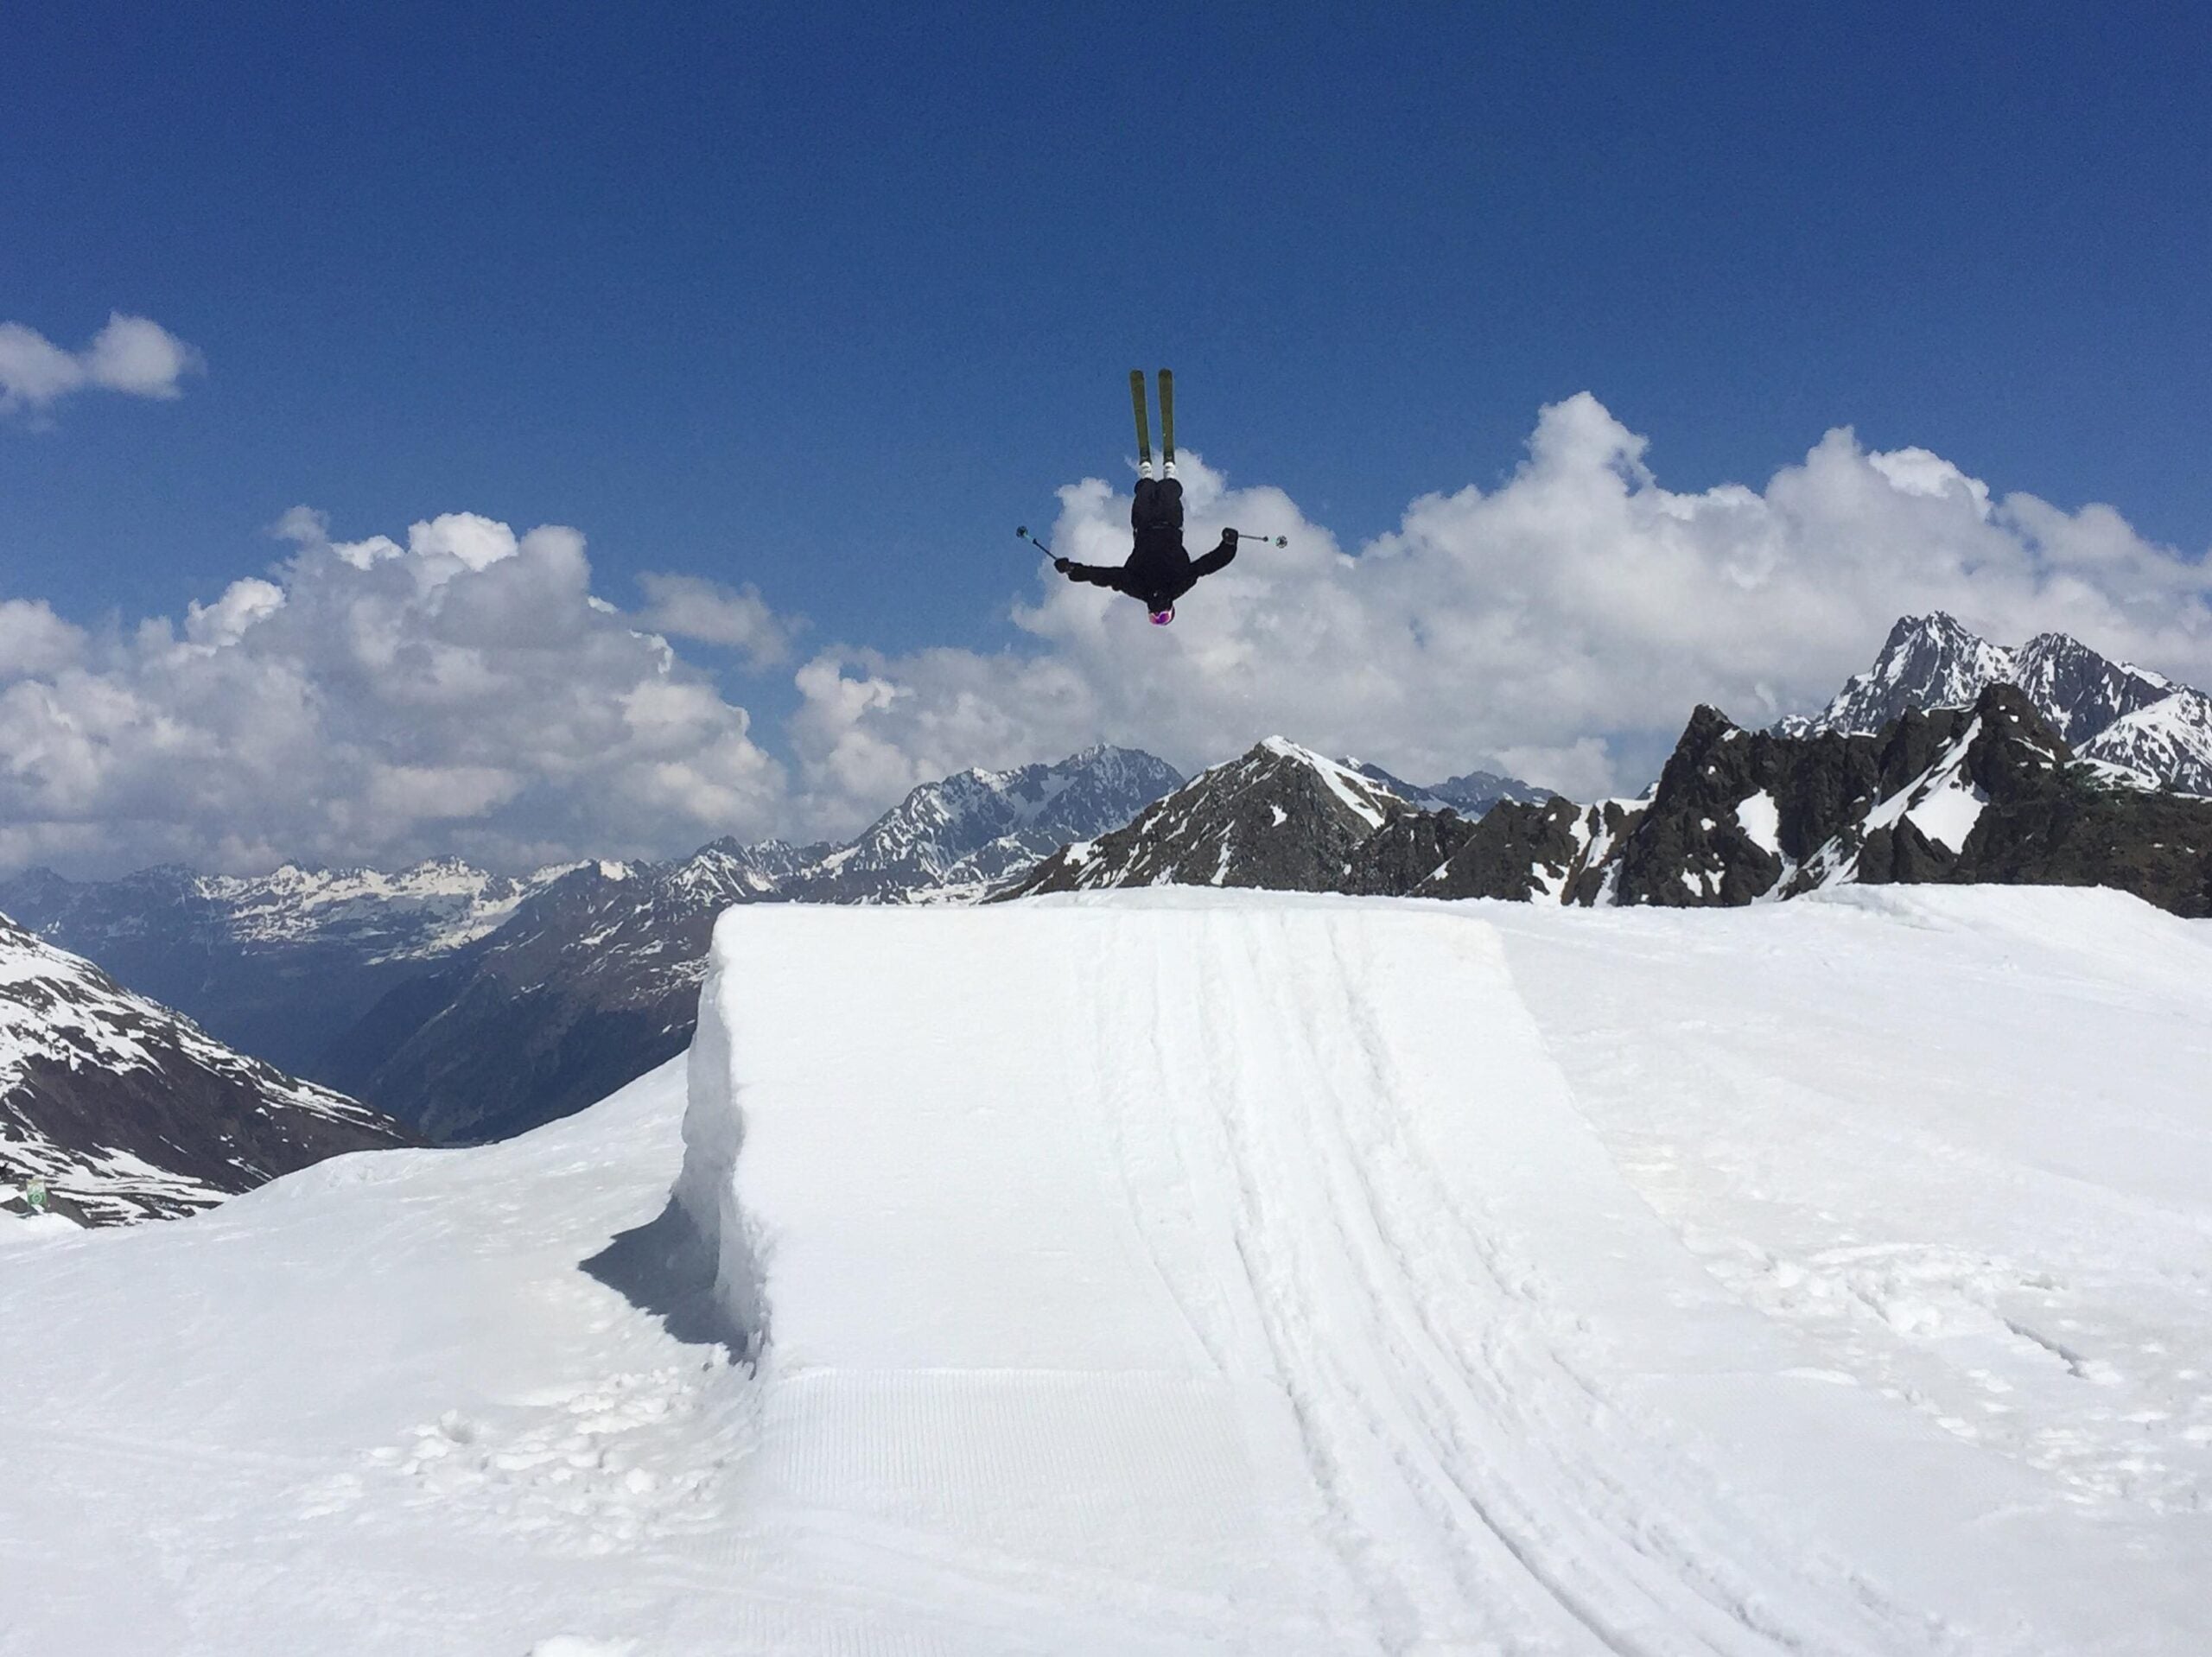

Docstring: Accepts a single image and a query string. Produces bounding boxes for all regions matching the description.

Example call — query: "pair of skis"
[1130,368,1174,477]
[1014,372,1291,557]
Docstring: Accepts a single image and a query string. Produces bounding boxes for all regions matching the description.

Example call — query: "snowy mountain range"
[785,744,1189,900]
[1783,612,2212,796]
[1,911,410,1225]
[1012,687,2212,920]
[0,858,576,1077]
[1004,739,1494,898]
[1457,682,2211,912]
[318,746,1190,1142]
[6,740,1552,1148]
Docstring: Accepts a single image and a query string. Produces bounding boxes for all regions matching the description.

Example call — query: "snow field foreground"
[678,892,2209,1653]
[0,890,2204,1653]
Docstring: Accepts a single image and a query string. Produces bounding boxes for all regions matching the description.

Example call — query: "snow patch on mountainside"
[1265,737,1393,828]
[1732,790,1781,857]
[199,857,581,957]
[2081,687,2212,797]
[2,915,405,1223]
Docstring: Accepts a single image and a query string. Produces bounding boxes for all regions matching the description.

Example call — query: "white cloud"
[0,511,787,875]
[0,600,87,677]
[635,572,798,670]
[785,395,2212,821]
[10,394,2211,874]
[185,578,284,647]
[82,314,202,398]
[0,313,203,414]
[0,326,86,409]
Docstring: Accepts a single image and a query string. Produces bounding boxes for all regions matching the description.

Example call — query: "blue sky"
[6,3,2212,873]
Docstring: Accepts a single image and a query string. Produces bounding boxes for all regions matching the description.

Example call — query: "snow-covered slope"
[6,890,2202,1651]
[2080,685,2212,797]
[0,913,410,1225]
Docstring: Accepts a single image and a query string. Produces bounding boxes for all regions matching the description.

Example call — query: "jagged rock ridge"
[1007,695,2212,923]
[1443,684,2212,916]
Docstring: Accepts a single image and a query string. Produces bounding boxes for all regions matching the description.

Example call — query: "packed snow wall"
[661,888,2206,1653]
[669,934,770,1360]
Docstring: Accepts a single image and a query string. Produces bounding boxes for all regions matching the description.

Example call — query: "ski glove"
[1053,556,1071,573]
[1221,528,1238,546]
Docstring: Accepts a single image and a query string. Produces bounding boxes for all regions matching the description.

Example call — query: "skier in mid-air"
[1047,371,1238,625]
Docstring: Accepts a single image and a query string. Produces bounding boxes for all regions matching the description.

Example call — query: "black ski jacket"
[1056,477,1236,613]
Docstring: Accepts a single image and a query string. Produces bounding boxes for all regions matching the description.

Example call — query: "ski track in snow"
[2,888,2209,1653]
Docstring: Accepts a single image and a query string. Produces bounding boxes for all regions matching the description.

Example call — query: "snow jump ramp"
[675,891,2153,1654]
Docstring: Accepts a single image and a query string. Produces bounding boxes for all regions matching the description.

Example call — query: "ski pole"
[1015,525,1058,557]
[1231,530,1289,548]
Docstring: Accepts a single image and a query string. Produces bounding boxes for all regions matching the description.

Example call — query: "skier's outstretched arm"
[1187,528,1239,581]
[1055,556,1128,591]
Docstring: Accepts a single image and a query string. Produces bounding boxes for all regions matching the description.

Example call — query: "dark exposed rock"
[1344,809,1479,897]
[1422,797,1631,902]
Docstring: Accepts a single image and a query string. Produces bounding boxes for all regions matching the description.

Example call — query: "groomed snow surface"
[4,890,2209,1654]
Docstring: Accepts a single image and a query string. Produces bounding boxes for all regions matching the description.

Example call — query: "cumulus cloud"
[0,600,87,678]
[784,395,2212,822]
[11,394,2211,874]
[635,572,798,670]
[0,509,788,876]
[0,313,203,414]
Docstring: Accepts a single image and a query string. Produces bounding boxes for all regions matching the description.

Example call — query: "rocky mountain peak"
[1001,738,1445,898]
[2009,631,2173,744]
[1785,613,2211,800]
[1798,613,2018,738]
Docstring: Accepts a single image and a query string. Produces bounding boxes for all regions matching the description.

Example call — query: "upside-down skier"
[1049,370,1237,626]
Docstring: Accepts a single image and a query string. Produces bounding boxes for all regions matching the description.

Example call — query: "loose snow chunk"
[1735,791,1783,857]
[1906,782,1988,854]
